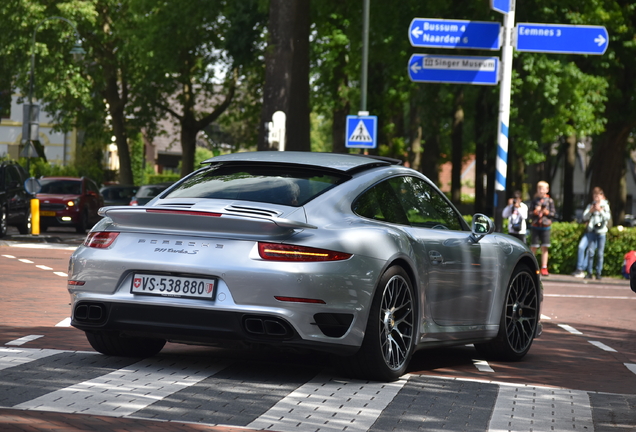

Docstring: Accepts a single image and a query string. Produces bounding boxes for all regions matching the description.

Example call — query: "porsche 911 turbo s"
[68,151,541,381]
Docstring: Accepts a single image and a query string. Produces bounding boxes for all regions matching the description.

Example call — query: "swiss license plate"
[131,274,216,299]
[40,211,56,216]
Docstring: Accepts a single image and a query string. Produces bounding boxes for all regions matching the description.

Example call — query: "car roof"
[202,151,399,173]
[40,176,82,181]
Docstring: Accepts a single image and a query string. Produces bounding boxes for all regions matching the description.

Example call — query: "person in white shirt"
[502,190,528,242]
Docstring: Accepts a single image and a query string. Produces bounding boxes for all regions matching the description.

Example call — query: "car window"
[165,165,348,207]
[7,165,22,184]
[39,179,82,195]
[137,185,169,198]
[86,179,99,193]
[353,176,464,231]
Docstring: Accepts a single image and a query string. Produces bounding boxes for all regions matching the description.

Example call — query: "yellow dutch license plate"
[40,211,56,216]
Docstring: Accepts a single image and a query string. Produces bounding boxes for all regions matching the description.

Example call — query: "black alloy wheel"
[346,266,416,381]
[475,265,539,360]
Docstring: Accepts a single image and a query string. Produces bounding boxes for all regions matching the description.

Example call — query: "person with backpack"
[502,190,528,242]
[571,187,611,280]
[530,181,556,277]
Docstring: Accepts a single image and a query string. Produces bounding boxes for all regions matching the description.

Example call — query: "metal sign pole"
[494,0,515,231]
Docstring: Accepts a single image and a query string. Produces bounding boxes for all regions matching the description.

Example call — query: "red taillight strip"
[84,232,120,248]
[274,296,326,304]
[68,280,86,286]
[146,209,222,217]
[258,242,352,262]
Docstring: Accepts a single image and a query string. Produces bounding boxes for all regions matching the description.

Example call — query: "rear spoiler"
[98,206,316,238]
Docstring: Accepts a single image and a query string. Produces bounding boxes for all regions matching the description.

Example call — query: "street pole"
[360,0,370,113]
[25,16,84,174]
[494,1,515,231]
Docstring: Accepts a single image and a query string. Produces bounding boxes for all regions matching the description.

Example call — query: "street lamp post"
[24,16,84,173]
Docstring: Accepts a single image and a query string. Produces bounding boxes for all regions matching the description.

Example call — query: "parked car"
[129,183,173,206]
[37,176,104,233]
[100,185,138,207]
[0,161,32,237]
[68,152,541,381]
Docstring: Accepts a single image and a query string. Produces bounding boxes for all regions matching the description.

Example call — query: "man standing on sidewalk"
[530,181,555,277]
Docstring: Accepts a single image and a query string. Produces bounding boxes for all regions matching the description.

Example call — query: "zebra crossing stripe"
[488,385,593,431]
[14,357,227,417]
[0,347,63,371]
[247,373,408,432]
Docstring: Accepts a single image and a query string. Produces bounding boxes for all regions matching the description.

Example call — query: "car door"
[5,165,29,224]
[386,176,499,326]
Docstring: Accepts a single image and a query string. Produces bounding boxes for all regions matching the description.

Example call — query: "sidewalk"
[542,272,630,286]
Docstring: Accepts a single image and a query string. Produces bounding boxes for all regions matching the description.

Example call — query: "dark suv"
[0,161,32,237]
[36,177,104,233]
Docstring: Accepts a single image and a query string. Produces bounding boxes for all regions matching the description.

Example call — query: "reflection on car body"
[68,152,541,381]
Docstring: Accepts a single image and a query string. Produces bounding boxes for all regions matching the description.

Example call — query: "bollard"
[31,198,40,235]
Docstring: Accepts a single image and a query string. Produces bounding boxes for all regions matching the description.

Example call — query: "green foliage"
[129,133,145,186]
[498,221,636,277]
[146,173,180,185]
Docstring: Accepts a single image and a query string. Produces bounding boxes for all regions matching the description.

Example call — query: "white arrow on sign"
[594,34,607,46]
[411,26,423,39]
[410,62,421,73]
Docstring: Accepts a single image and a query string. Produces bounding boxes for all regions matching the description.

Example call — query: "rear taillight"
[258,242,352,262]
[84,232,119,248]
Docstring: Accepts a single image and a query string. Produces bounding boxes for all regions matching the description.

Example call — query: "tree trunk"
[590,122,633,225]
[103,70,133,185]
[259,0,310,151]
[408,98,422,171]
[562,134,576,221]
[451,88,464,205]
[331,34,349,154]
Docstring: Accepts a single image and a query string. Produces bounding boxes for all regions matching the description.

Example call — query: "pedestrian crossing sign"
[346,115,377,148]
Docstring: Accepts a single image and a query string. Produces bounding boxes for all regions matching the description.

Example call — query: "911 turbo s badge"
[153,248,199,255]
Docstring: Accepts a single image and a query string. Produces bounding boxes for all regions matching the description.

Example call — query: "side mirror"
[471,213,494,241]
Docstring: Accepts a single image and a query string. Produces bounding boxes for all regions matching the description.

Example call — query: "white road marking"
[54,272,68,277]
[55,317,72,327]
[540,314,551,320]
[545,294,636,300]
[5,335,44,346]
[473,359,495,372]
[247,374,409,432]
[625,363,636,376]
[0,347,66,371]
[1,254,16,258]
[558,324,583,335]
[488,386,593,432]
[18,259,33,264]
[36,265,53,270]
[8,243,77,251]
[588,340,617,352]
[14,357,227,417]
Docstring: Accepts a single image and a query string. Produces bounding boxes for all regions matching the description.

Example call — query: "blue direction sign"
[490,0,511,14]
[346,115,377,149]
[516,23,609,55]
[408,54,499,86]
[409,18,501,51]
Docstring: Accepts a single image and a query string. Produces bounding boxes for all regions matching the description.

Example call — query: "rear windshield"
[137,185,169,198]
[165,164,348,206]
[39,179,81,195]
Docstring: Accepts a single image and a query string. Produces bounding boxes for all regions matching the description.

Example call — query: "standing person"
[572,187,611,280]
[529,181,556,277]
[502,190,528,242]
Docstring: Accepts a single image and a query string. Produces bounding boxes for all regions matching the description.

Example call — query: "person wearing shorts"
[529,181,555,276]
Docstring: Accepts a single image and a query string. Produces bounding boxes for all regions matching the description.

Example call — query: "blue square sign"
[346,115,377,149]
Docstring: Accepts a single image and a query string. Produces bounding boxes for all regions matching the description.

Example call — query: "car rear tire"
[344,266,416,381]
[474,264,539,361]
[17,209,31,235]
[85,331,166,358]
[0,206,7,238]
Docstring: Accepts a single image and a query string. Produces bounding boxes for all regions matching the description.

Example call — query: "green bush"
[146,173,180,184]
[500,220,635,277]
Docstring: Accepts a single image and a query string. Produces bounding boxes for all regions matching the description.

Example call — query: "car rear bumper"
[71,300,359,355]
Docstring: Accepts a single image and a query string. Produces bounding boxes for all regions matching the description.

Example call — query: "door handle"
[428,250,443,265]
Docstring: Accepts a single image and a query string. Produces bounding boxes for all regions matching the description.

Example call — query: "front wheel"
[0,206,7,238]
[345,266,416,381]
[85,331,166,358]
[17,208,31,235]
[474,265,539,361]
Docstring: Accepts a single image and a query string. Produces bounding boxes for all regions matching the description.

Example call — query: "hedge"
[503,221,636,277]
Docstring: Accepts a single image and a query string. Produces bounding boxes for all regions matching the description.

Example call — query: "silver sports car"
[68,151,541,381]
